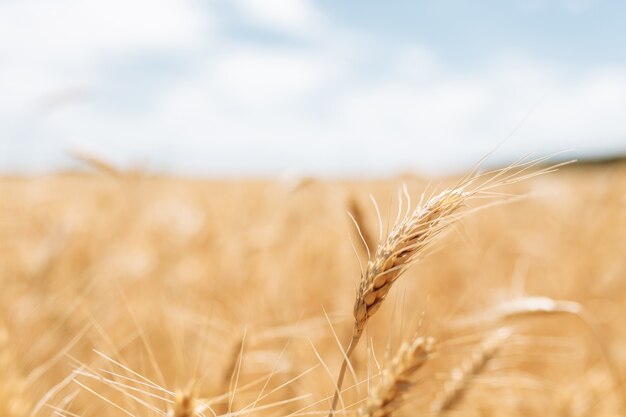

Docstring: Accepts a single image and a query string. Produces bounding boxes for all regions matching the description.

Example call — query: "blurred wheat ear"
[430,328,510,414]
[358,336,434,417]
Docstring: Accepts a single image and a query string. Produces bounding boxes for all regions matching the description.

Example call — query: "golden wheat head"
[358,336,434,417]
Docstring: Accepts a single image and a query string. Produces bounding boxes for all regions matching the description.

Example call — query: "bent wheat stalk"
[327,158,568,417]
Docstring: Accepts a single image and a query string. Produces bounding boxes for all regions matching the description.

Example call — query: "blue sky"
[0,0,625,176]
[324,1,626,67]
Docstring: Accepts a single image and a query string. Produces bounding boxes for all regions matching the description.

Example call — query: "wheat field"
[1,160,625,416]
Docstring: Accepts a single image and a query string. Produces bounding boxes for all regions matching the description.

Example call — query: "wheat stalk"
[358,336,434,417]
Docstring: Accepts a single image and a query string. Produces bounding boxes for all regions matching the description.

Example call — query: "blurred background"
[1,0,625,177]
[2,3,626,417]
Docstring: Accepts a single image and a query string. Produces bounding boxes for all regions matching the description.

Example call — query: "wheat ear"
[430,328,510,414]
[328,158,569,417]
[458,295,626,414]
[352,187,470,338]
[358,336,434,417]
[329,185,482,415]
[329,186,469,416]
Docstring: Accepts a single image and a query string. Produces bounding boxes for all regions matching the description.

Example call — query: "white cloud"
[0,0,210,119]
[209,47,338,106]
[233,0,322,36]
[323,54,626,172]
[0,0,208,59]
[44,48,626,176]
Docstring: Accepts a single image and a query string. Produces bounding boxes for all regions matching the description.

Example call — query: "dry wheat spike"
[328,157,568,416]
[358,336,434,417]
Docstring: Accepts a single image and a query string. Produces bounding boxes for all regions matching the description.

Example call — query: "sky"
[0,0,625,177]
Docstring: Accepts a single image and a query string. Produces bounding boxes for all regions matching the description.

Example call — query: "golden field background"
[1,161,625,416]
